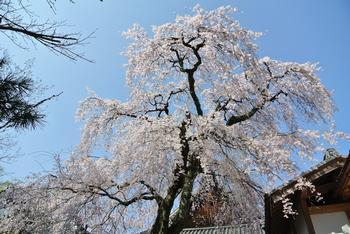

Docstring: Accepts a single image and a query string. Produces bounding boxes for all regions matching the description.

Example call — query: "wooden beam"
[309,202,350,215]
[316,182,337,194]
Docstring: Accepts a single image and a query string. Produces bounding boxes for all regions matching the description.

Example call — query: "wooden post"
[264,193,272,234]
[299,190,315,234]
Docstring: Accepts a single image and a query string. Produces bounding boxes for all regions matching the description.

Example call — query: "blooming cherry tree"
[1,5,347,234]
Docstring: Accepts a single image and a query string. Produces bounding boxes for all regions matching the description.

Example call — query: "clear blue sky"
[2,0,350,179]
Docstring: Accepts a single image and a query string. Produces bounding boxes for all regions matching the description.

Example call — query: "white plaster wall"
[311,212,349,234]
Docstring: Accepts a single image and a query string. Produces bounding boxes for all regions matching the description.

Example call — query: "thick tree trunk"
[168,166,197,234]
[149,120,201,234]
[149,159,199,234]
[149,174,183,234]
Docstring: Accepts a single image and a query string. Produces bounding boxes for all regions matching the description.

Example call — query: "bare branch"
[226,90,287,126]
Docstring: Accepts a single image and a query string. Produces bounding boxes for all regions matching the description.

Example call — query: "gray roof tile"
[180,224,265,234]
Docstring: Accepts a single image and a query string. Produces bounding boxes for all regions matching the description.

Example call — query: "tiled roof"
[180,224,265,234]
[269,151,346,203]
[270,149,344,195]
[270,156,344,193]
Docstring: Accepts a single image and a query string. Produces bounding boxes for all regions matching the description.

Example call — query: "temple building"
[180,149,350,234]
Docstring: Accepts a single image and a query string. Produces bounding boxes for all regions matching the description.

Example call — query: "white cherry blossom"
[1,5,348,234]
